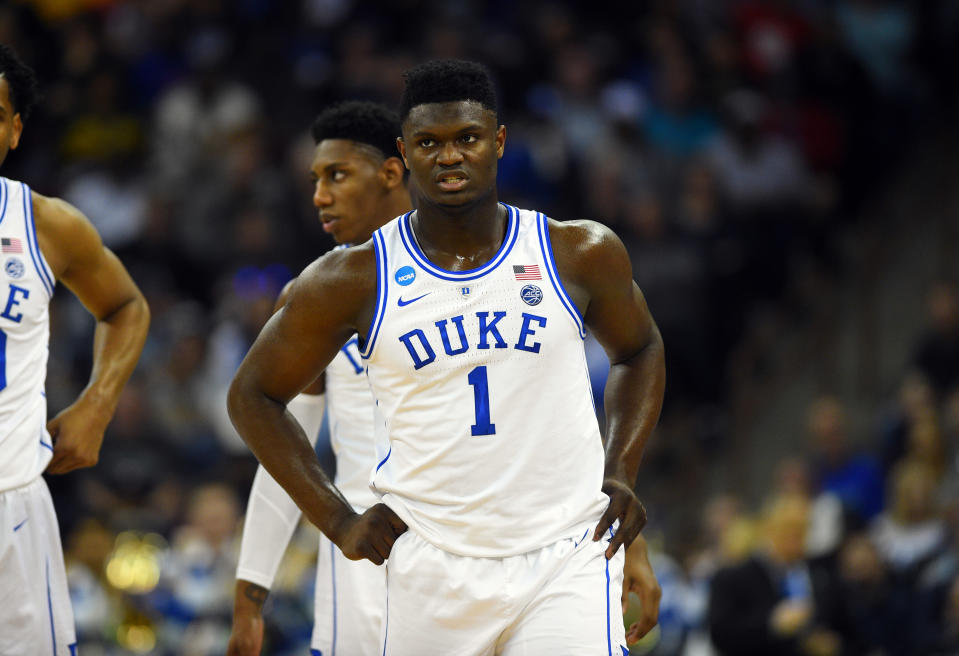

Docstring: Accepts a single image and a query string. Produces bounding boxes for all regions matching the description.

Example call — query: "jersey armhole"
[536,212,585,339]
[359,229,388,359]
[21,183,55,298]
[0,177,9,227]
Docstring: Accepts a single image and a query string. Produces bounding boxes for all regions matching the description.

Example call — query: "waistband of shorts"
[0,474,45,495]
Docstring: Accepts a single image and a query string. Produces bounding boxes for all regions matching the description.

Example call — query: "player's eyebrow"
[311,161,349,175]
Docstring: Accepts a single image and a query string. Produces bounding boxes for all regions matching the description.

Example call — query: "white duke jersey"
[361,204,609,557]
[326,335,378,512]
[0,178,56,492]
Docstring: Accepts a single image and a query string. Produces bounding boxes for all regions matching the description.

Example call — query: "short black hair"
[399,59,497,122]
[0,44,39,121]
[311,100,401,160]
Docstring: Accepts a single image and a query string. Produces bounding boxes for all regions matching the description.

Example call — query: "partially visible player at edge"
[227,101,413,656]
[228,100,662,654]
[228,59,665,654]
[0,44,150,655]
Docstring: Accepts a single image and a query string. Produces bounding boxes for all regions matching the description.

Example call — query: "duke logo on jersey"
[398,311,548,370]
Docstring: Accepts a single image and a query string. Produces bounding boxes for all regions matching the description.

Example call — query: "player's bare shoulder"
[286,240,378,337]
[29,190,100,279]
[546,217,633,310]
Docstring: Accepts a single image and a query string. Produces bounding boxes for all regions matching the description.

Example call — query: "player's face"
[398,100,504,210]
[310,139,391,245]
[0,78,24,168]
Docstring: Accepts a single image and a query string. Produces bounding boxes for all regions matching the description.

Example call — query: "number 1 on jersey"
[467,365,495,436]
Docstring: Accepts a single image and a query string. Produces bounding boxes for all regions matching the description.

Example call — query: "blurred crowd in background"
[2,0,959,653]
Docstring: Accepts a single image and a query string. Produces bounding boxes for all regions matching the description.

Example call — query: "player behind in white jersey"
[228,59,665,654]
[0,44,150,655]
[227,101,413,656]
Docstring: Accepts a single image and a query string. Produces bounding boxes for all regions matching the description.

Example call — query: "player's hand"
[622,535,661,644]
[593,477,647,559]
[45,399,109,474]
[331,503,408,565]
[228,581,268,656]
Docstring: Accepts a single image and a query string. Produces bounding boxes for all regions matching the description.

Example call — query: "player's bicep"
[41,198,142,319]
[581,232,658,365]
[237,271,354,404]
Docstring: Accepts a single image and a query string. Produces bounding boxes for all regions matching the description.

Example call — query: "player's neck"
[357,192,414,244]
[410,194,506,272]
[383,191,413,227]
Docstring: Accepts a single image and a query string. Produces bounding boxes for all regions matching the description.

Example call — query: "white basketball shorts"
[0,476,77,655]
[379,523,628,655]
[311,532,388,656]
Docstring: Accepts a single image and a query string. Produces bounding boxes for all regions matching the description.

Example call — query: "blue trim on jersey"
[375,445,392,474]
[536,212,585,339]
[311,651,322,656]
[381,573,390,656]
[22,184,55,298]
[40,439,53,451]
[13,517,28,532]
[361,230,388,359]
[0,178,8,227]
[605,556,612,656]
[47,559,57,655]
[330,541,338,656]
[398,204,520,281]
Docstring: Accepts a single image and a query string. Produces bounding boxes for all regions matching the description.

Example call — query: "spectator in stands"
[836,532,914,655]
[870,461,948,576]
[877,371,937,473]
[807,395,885,527]
[709,494,845,656]
[913,280,959,400]
[152,484,241,654]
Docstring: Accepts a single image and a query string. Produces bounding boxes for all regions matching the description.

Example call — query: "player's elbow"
[226,370,256,435]
[130,294,151,342]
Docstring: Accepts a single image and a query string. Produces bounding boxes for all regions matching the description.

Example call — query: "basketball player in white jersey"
[0,45,150,655]
[229,98,662,654]
[227,101,413,656]
[228,59,665,654]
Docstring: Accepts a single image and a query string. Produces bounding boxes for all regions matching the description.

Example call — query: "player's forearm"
[602,326,665,485]
[236,393,326,587]
[81,294,150,417]
[227,379,355,541]
[233,579,269,618]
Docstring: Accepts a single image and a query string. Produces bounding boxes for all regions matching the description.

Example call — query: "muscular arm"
[551,219,665,556]
[33,193,150,474]
[230,280,330,655]
[227,246,406,564]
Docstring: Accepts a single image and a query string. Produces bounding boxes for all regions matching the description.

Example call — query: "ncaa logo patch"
[5,257,24,279]
[520,284,543,306]
[394,266,416,286]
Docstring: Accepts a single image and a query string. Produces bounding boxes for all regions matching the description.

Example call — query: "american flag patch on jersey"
[1,238,23,253]
[513,264,541,280]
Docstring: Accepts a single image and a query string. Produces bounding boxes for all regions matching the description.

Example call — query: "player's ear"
[396,137,409,167]
[380,157,405,189]
[9,113,22,150]
[495,125,505,159]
